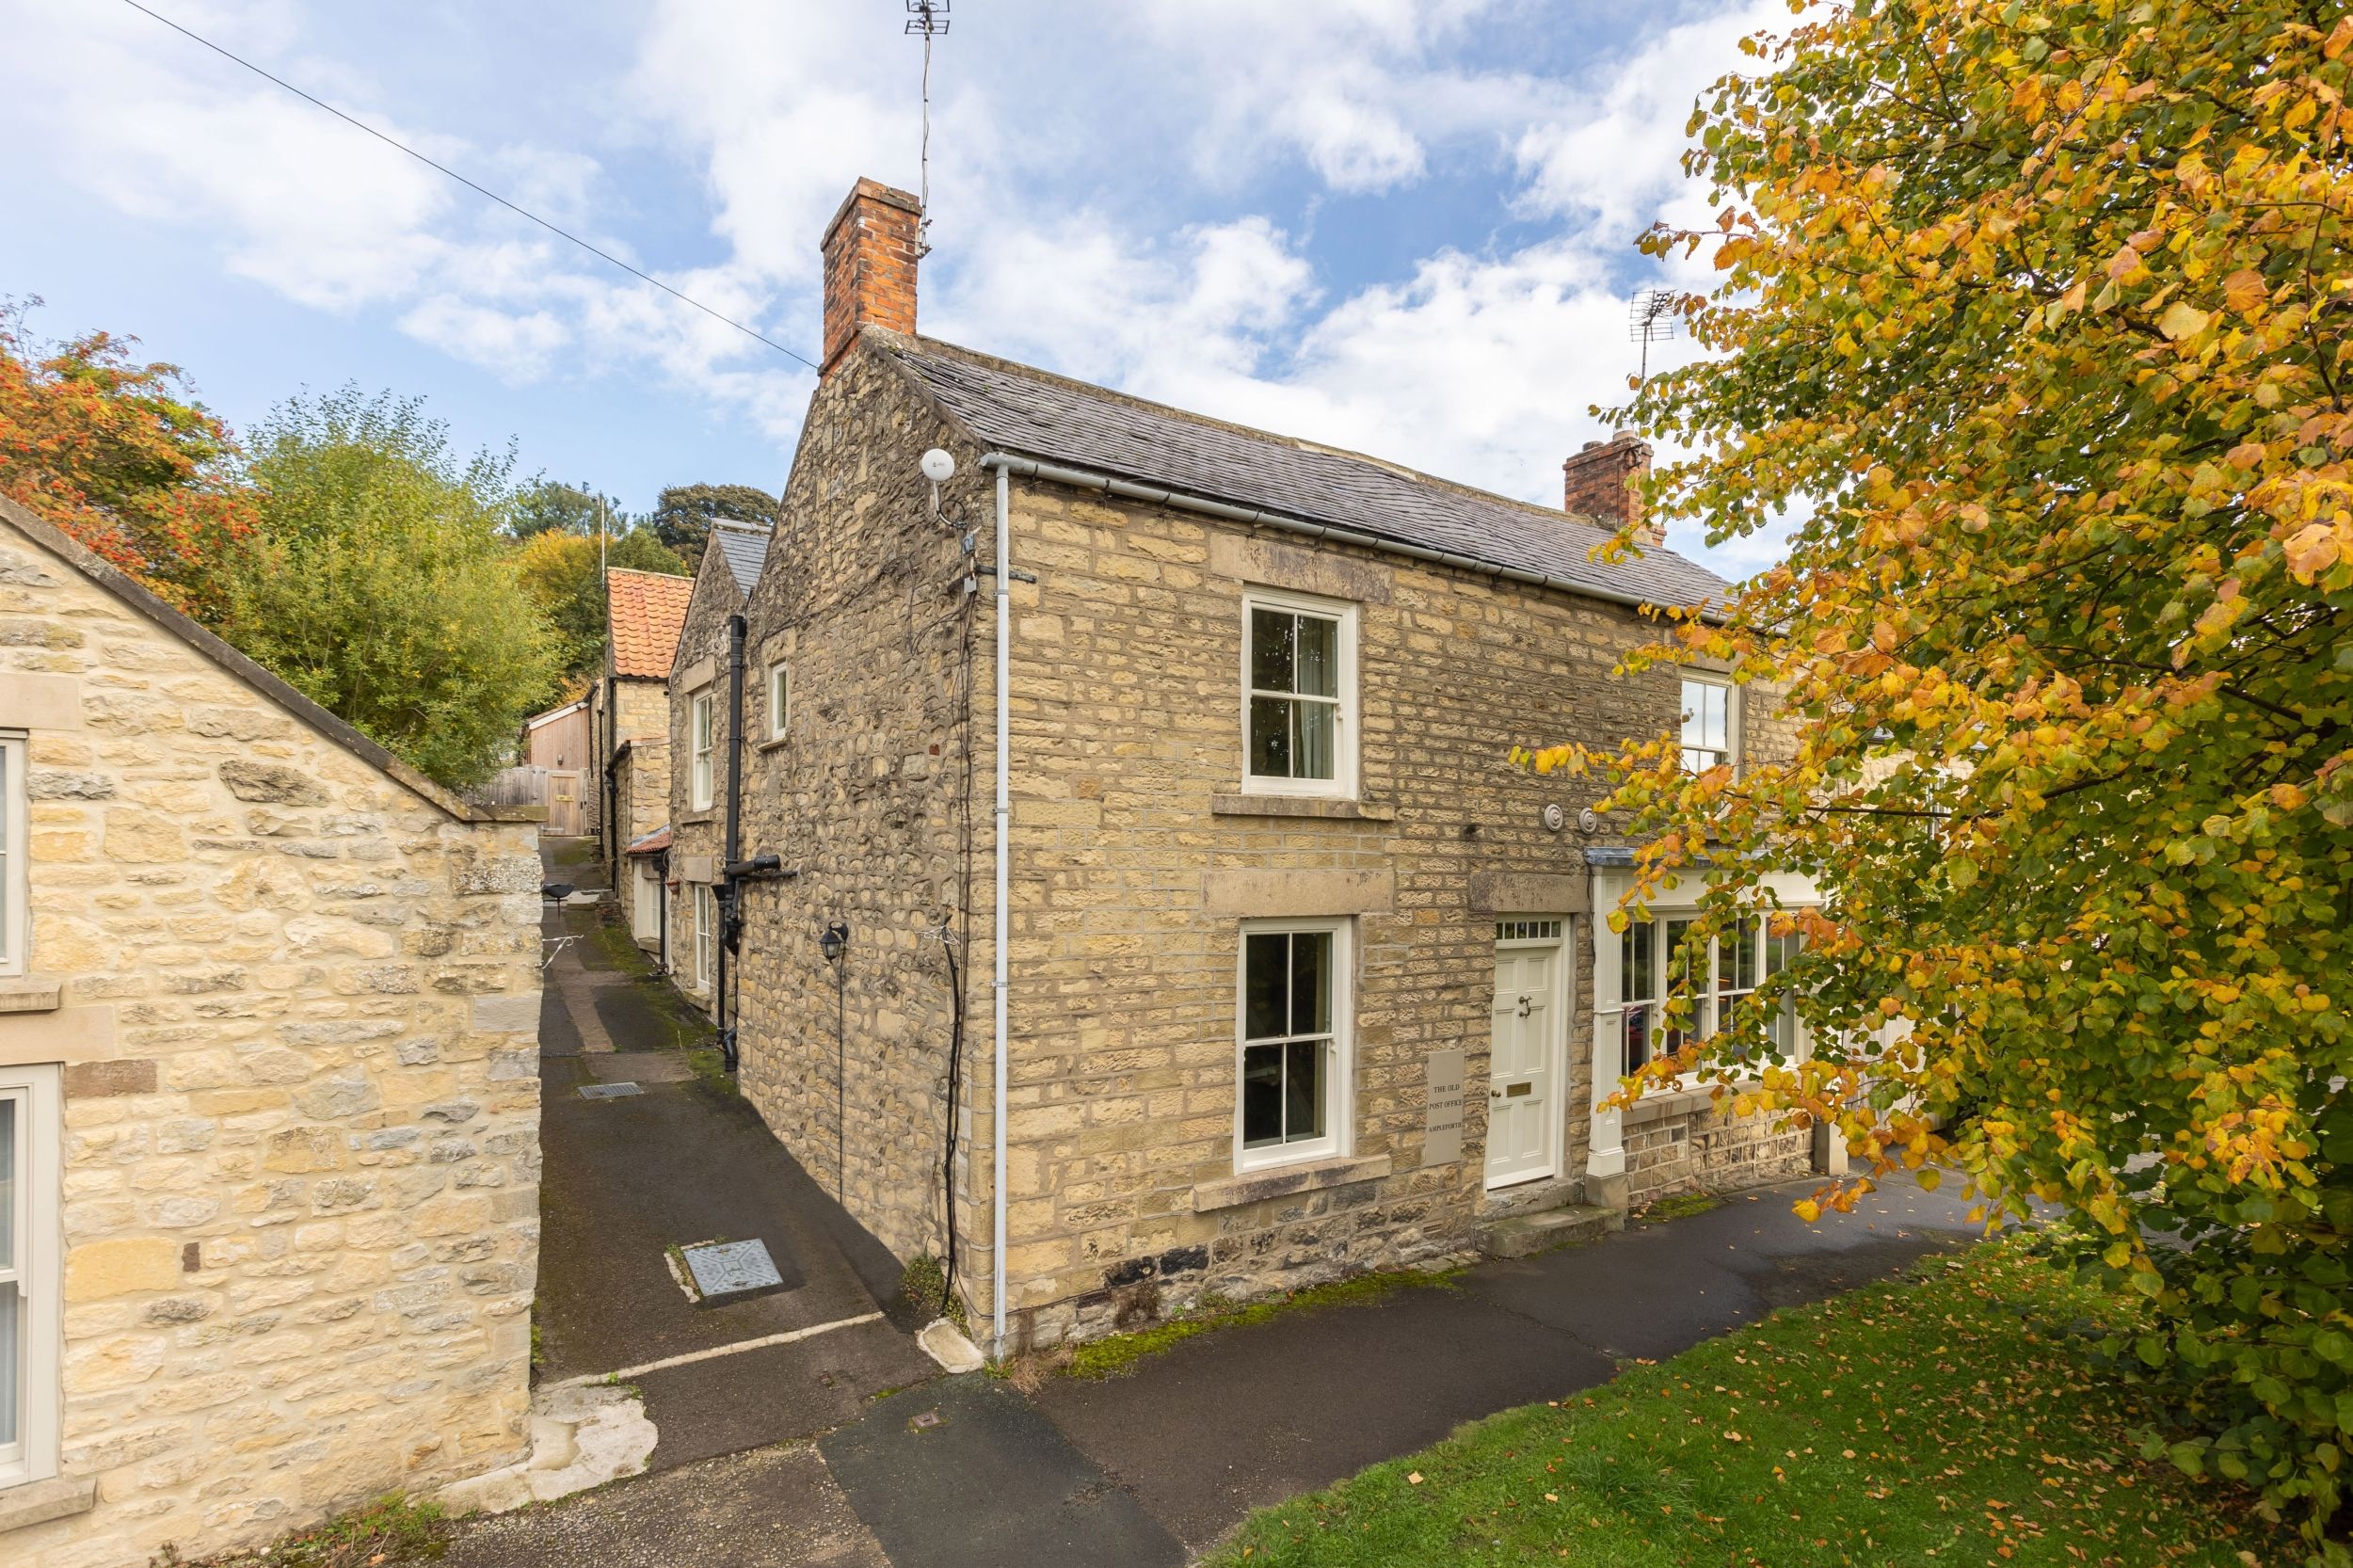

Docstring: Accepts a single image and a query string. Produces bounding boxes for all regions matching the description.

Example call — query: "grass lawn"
[1213,1240,2294,1568]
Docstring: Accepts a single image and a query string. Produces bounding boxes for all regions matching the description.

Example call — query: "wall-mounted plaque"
[1423,1048,1465,1167]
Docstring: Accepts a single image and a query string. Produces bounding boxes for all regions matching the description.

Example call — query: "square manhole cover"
[579,1082,642,1099]
[681,1239,785,1304]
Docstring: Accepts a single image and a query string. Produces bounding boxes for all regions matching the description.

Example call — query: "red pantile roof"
[606,568,693,679]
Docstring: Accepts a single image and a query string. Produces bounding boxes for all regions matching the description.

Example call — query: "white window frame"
[1679,672,1737,775]
[766,663,791,742]
[689,690,715,812]
[1240,588,1358,800]
[0,734,24,979]
[0,1064,62,1491]
[1233,917,1353,1173]
[1600,910,1808,1080]
[692,883,716,994]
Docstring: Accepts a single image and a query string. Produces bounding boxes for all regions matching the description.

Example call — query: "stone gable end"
[0,507,542,1568]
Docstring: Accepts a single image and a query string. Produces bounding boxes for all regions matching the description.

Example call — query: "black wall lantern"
[820,920,850,964]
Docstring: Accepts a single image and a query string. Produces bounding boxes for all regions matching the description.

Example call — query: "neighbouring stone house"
[0,496,545,1566]
[587,568,691,868]
[691,178,1821,1357]
[661,521,772,1019]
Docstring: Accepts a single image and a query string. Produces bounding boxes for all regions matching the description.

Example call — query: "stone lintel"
[0,671,83,730]
[1193,1152,1392,1213]
[1202,868,1392,919]
[0,1003,117,1067]
[1209,533,1395,604]
[1465,870,1591,916]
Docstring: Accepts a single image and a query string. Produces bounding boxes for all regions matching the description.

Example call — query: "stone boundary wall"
[0,513,542,1568]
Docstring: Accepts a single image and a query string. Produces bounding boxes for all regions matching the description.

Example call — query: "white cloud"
[2,0,1787,573]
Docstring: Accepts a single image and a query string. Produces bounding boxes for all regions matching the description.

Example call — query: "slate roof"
[710,521,773,596]
[877,333,1727,610]
[606,568,694,679]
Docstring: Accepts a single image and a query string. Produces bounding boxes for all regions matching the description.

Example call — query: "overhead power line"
[116,0,823,374]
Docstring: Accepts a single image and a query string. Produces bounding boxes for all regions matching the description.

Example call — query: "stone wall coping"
[1193,1151,1393,1213]
[0,976,62,1014]
[0,1475,98,1535]
[1209,793,1396,823]
[0,495,492,824]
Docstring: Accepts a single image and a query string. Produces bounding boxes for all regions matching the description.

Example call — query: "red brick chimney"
[820,178,922,377]
[1562,432,1660,546]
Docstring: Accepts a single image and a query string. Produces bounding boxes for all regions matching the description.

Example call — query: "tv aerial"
[906,1,950,259]
[1628,289,1681,384]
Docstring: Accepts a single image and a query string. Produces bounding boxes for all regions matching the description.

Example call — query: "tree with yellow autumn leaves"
[1530,1,2353,1550]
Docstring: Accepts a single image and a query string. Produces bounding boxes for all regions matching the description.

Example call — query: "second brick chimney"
[821,178,922,377]
[1562,432,1660,546]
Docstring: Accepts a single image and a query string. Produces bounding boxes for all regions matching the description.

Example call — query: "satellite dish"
[920,448,956,484]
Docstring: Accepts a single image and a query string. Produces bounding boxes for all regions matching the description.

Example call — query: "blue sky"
[2,0,1790,574]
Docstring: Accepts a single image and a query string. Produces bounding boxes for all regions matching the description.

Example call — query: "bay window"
[1607,911,1807,1079]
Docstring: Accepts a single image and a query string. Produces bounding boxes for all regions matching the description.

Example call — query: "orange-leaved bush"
[0,298,257,621]
[1534,2,2353,1552]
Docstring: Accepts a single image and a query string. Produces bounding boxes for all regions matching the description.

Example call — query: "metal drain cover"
[681,1239,785,1304]
[578,1082,643,1099]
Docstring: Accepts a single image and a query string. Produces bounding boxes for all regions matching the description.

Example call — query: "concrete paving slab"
[596,1050,696,1083]
[821,1379,1185,1568]
[1035,1279,1614,1551]
[633,1319,937,1470]
[442,1441,888,1568]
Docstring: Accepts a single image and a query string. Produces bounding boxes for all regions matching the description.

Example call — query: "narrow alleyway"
[444,875,1991,1568]
[526,841,935,1467]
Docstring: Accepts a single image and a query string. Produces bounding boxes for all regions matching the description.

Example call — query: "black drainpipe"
[601,672,618,870]
[717,613,747,1070]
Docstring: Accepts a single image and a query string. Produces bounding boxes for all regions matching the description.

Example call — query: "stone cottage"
[588,568,691,869]
[694,178,1822,1357]
[0,496,544,1566]
[660,521,772,1020]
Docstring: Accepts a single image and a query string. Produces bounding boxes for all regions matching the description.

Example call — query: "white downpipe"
[991,462,1011,1351]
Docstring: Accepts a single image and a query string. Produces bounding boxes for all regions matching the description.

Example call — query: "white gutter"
[977,451,1707,616]
[990,460,1012,1352]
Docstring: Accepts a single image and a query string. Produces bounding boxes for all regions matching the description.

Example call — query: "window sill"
[1620,1078,1760,1127]
[1193,1152,1391,1213]
[756,735,791,752]
[0,976,63,1015]
[0,1475,97,1535]
[1210,794,1394,823]
[679,811,715,826]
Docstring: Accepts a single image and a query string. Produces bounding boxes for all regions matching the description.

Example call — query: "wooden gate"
[546,770,584,837]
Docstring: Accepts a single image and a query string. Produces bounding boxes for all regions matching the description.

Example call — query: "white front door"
[1487,920,1565,1189]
